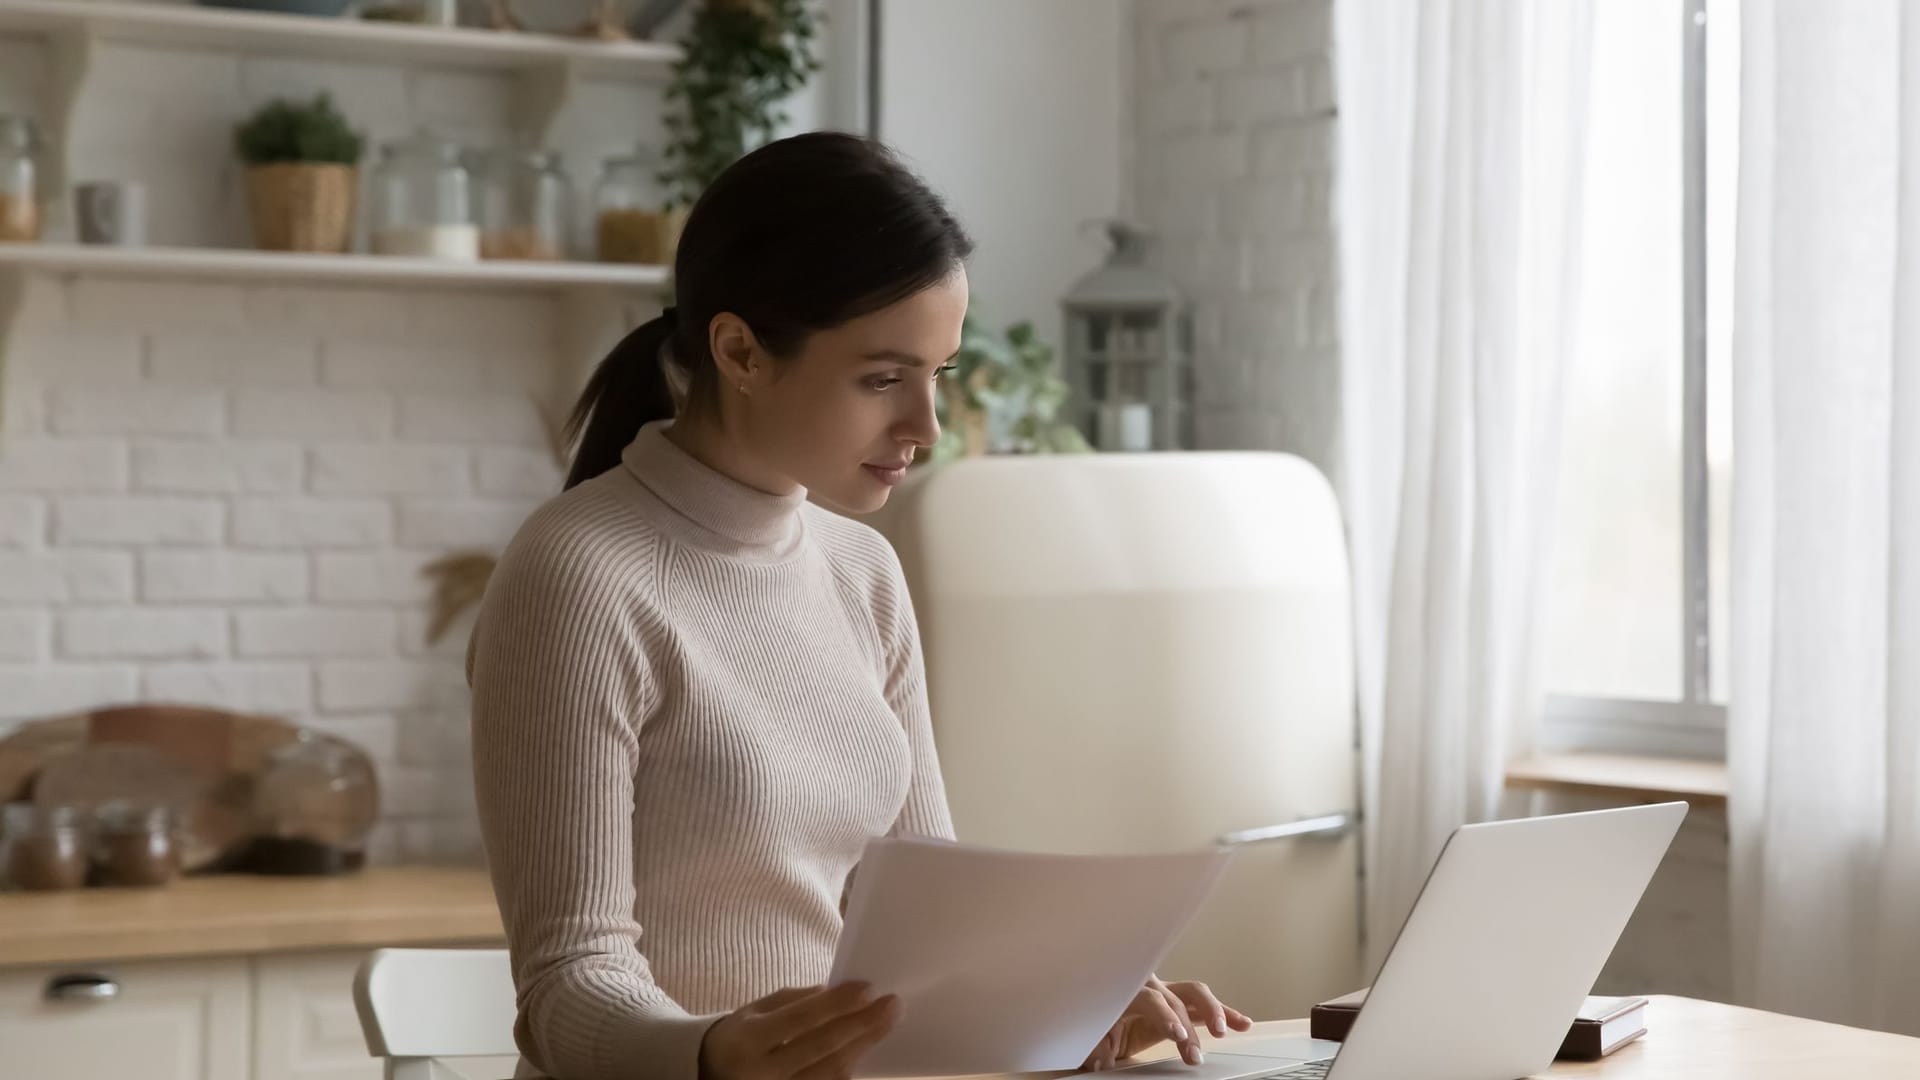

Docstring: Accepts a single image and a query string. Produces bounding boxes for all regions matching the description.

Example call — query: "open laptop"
[1115,801,1688,1080]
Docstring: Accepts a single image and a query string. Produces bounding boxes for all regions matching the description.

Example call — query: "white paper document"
[829,837,1233,1077]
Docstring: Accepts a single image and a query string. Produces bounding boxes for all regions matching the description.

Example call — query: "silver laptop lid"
[1329,801,1687,1080]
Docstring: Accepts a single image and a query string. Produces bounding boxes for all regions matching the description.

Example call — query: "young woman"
[469,131,1252,1080]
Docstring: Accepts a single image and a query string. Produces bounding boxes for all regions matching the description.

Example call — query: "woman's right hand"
[699,982,900,1080]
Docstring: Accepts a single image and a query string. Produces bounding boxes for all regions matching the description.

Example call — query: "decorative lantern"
[1060,221,1193,452]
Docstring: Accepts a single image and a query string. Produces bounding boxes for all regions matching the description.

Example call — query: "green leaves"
[660,0,822,208]
[930,315,1092,462]
[233,94,365,167]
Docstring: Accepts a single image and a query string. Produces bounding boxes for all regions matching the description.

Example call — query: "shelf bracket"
[512,58,577,148]
[41,21,92,215]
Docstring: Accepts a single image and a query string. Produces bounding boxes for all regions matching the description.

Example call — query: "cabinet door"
[252,951,381,1080]
[0,956,251,1080]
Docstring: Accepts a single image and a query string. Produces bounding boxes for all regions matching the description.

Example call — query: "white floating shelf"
[0,0,681,80]
[0,242,673,292]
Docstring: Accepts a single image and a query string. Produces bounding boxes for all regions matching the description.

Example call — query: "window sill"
[1505,753,1728,809]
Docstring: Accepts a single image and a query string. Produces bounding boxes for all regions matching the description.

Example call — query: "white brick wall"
[0,275,561,866]
[1131,0,1341,476]
[0,2,673,865]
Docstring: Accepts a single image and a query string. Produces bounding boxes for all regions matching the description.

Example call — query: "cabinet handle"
[45,974,120,1002]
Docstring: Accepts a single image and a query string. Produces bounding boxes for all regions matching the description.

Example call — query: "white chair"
[353,948,521,1080]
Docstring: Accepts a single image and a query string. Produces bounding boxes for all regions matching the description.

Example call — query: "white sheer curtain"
[1730,0,1920,1035]
[1334,0,1595,970]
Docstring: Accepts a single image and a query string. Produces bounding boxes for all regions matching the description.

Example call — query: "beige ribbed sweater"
[468,421,955,1080]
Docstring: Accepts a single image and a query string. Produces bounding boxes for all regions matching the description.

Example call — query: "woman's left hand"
[1079,977,1255,1072]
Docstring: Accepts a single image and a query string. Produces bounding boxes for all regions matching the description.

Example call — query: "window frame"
[1540,0,1727,761]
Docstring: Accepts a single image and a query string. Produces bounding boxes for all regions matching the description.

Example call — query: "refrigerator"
[867,451,1361,1021]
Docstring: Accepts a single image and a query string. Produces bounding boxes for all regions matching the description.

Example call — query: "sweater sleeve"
[469,523,722,1080]
[877,550,956,842]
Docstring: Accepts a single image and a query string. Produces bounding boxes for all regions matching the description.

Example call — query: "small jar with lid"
[4,803,90,891]
[92,802,181,888]
[0,114,45,243]
[370,132,480,261]
[475,147,572,262]
[593,145,669,264]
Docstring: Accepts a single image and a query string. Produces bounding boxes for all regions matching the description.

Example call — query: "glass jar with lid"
[475,147,572,262]
[593,144,668,264]
[4,803,89,891]
[0,114,44,244]
[92,802,181,888]
[244,729,380,875]
[370,131,479,261]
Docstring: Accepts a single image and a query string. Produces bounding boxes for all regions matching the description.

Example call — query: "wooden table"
[519,996,1920,1079]
[1175,996,1917,1079]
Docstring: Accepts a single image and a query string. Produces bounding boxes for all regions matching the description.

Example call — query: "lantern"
[1060,221,1193,451]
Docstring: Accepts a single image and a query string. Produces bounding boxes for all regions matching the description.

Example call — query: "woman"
[469,132,1252,1080]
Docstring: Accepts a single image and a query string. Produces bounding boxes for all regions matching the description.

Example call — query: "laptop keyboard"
[1260,1063,1331,1080]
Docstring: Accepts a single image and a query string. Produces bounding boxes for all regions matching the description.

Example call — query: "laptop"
[1114,802,1688,1080]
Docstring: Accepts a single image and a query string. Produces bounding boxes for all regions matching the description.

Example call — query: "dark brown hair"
[563,132,975,490]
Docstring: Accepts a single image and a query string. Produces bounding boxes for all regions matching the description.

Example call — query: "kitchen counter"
[0,866,503,968]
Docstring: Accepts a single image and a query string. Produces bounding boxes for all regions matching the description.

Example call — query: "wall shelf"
[0,0,681,81]
[0,242,672,292]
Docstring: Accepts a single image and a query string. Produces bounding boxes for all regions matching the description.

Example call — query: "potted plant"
[234,93,364,254]
[657,0,820,254]
[930,316,1093,463]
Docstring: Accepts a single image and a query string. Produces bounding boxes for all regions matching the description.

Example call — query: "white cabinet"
[0,949,397,1080]
[252,952,382,1080]
[0,956,252,1080]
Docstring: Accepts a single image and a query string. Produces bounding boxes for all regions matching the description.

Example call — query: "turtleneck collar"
[619,421,808,559]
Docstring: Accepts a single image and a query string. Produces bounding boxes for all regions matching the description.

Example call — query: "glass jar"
[475,148,571,262]
[4,803,89,891]
[0,114,44,243]
[593,145,668,265]
[93,803,180,888]
[370,132,479,261]
[245,730,379,875]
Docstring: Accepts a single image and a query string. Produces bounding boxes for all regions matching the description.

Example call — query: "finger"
[1096,1031,1119,1071]
[772,995,899,1073]
[1152,982,1201,1065]
[1081,1032,1112,1073]
[1225,1004,1255,1032]
[1172,981,1229,1038]
[794,1015,894,1080]
[753,982,876,1045]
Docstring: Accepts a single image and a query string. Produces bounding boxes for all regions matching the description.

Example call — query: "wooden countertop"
[0,866,503,968]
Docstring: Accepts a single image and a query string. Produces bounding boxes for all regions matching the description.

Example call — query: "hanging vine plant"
[661,0,824,209]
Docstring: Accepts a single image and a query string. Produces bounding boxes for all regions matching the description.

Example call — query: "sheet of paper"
[829,836,1233,1077]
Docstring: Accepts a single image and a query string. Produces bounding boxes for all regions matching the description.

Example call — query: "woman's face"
[736,268,970,513]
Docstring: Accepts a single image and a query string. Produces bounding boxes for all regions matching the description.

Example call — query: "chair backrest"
[353,948,519,1063]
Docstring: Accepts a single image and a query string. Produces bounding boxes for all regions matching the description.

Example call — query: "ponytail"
[562,307,680,490]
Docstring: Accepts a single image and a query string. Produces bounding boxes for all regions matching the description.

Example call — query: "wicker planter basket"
[245,163,355,253]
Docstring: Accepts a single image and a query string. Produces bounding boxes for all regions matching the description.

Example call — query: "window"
[1539,0,1735,758]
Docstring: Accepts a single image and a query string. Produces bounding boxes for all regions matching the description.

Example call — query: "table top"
[789,996,1919,1080]
[1532,994,1920,1077]
[0,866,503,968]
[1178,996,1919,1080]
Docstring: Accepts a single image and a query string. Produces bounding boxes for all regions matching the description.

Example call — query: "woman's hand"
[700,982,899,1080]
[1079,978,1255,1072]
